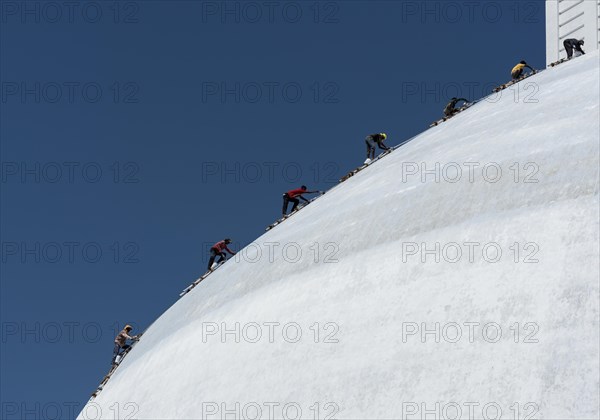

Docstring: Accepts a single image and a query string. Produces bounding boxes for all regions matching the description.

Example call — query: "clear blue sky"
[1,0,545,417]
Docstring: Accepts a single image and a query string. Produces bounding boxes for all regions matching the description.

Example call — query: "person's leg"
[365,139,376,159]
[113,344,131,364]
[290,198,300,212]
[216,252,226,264]
[445,107,456,117]
[511,69,522,80]
[118,345,131,362]
[208,249,217,270]
[111,344,120,364]
[282,194,290,216]
[564,41,573,58]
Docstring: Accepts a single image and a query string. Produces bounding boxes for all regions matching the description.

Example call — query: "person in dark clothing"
[208,239,236,271]
[443,97,469,117]
[563,39,585,59]
[365,133,389,160]
[511,60,534,80]
[282,186,320,216]
[112,325,139,365]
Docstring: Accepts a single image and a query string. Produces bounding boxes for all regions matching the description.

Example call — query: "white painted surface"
[80,51,599,420]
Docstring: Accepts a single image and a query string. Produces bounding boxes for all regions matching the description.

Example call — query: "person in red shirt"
[282,185,320,217]
[208,238,236,271]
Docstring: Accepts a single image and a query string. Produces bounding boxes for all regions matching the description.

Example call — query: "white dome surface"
[79,52,599,420]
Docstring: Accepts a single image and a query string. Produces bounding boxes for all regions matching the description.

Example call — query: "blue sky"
[1,0,545,416]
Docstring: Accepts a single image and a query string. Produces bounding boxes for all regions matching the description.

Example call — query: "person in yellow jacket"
[511,60,534,80]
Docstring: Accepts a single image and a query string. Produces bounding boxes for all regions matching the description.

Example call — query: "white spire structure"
[546,0,600,65]
[79,52,599,419]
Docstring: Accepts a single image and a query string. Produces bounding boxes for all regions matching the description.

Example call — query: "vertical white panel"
[546,0,599,65]
[546,0,560,64]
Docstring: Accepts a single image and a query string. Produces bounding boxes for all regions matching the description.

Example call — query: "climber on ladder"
[207,239,236,271]
[563,39,585,59]
[282,186,321,217]
[511,60,535,80]
[365,133,390,161]
[443,97,469,117]
[111,324,139,366]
